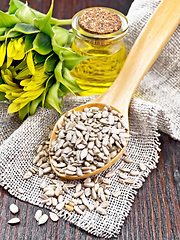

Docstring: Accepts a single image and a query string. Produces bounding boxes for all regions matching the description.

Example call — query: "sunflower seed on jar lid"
[96,207,107,215]
[23,170,32,180]
[139,162,146,171]
[112,190,121,197]
[79,205,86,211]
[73,190,84,198]
[10,204,18,214]
[8,218,20,225]
[123,157,133,163]
[38,214,48,225]
[49,212,59,222]
[34,210,42,221]
[56,202,65,211]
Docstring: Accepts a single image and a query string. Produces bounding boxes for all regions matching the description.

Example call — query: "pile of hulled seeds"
[18,105,148,219]
[49,105,129,176]
[39,172,115,216]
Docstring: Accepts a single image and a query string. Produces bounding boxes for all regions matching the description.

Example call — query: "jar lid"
[72,7,128,45]
[78,8,122,34]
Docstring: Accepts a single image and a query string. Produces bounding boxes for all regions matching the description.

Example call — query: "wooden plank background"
[0,0,180,239]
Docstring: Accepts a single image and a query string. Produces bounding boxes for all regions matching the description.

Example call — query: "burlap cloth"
[0,0,179,238]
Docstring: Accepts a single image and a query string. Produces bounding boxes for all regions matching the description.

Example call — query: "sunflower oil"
[71,7,129,96]
[71,40,127,96]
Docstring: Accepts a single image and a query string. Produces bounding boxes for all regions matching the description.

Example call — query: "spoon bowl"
[49,0,180,180]
[50,102,129,180]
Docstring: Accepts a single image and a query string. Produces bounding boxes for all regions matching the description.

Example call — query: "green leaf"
[51,40,90,70]
[15,4,36,25]
[44,53,59,73]
[29,96,42,115]
[19,102,30,120]
[42,74,55,107]
[25,33,37,51]
[33,0,54,38]
[11,23,40,34]
[0,27,6,36]
[15,67,31,80]
[52,26,69,47]
[0,91,6,101]
[34,52,47,63]
[46,82,62,114]
[62,67,83,93]
[65,30,75,48]
[33,32,52,55]
[0,10,21,28]
[8,0,72,26]
[8,0,24,14]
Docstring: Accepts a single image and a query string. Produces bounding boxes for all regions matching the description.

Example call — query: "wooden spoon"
[50,0,180,180]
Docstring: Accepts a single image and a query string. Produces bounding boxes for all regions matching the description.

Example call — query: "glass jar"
[71,7,129,96]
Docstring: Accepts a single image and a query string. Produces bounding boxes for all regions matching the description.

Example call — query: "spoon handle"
[93,0,180,119]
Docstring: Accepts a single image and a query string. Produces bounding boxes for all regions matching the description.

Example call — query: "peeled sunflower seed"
[49,212,59,222]
[105,170,115,178]
[17,188,24,194]
[38,214,49,225]
[139,162,146,171]
[34,210,42,221]
[8,218,20,225]
[124,179,135,184]
[10,204,19,214]
[23,170,32,180]
[96,206,107,215]
[100,201,109,209]
[123,157,133,163]
[130,170,140,176]
[74,206,84,215]
[65,204,74,212]
[56,202,65,211]
[112,191,121,197]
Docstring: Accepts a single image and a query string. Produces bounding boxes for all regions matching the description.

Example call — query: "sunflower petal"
[26,51,35,75]
[0,43,6,67]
